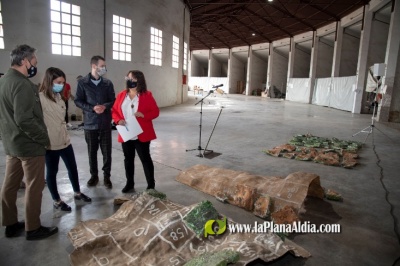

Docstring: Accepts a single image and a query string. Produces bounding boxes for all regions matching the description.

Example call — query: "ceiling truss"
[186,0,369,50]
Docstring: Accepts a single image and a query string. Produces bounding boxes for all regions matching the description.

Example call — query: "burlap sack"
[68,193,310,265]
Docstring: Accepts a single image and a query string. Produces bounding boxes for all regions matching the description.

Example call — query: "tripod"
[352,76,391,143]
[186,91,214,157]
[352,104,382,143]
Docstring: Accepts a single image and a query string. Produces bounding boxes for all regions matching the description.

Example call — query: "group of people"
[0,44,160,240]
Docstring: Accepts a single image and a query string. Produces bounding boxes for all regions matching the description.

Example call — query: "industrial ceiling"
[184,0,370,51]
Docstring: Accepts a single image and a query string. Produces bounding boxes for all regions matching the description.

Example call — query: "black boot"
[122,180,134,193]
[104,176,112,189]
[87,176,99,186]
[122,185,134,193]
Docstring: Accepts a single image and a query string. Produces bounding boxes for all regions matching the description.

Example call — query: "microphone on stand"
[208,90,214,95]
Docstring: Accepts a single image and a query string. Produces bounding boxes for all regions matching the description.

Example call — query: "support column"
[188,51,192,77]
[207,49,211,78]
[353,6,373,114]
[287,37,295,79]
[246,46,252,95]
[377,0,400,122]
[227,50,231,94]
[266,45,274,97]
[332,21,343,77]
[309,32,319,104]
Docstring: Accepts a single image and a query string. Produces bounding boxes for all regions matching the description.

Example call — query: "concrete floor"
[0,93,399,266]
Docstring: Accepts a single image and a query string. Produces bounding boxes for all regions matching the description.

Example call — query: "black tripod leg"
[202,108,223,157]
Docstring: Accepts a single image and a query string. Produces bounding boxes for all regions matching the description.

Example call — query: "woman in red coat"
[111,70,159,193]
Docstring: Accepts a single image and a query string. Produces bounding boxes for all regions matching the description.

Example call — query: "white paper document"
[116,116,143,142]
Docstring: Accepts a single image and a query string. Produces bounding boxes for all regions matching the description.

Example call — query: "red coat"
[111,90,159,143]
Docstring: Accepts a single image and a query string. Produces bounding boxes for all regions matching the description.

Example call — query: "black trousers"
[121,139,155,189]
[84,129,112,178]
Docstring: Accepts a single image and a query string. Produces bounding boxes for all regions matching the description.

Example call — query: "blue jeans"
[45,144,81,201]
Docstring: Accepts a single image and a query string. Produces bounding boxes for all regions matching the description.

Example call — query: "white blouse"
[121,93,139,140]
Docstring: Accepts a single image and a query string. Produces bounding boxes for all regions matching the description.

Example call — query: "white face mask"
[97,67,107,76]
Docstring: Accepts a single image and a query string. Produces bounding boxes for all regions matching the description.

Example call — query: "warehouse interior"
[0,0,399,265]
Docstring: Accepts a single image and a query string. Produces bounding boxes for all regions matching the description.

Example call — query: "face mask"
[97,67,107,76]
[126,80,137,89]
[52,83,64,93]
[26,61,37,78]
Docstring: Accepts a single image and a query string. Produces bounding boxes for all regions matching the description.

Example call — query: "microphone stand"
[202,107,223,157]
[186,90,214,157]
[352,76,393,143]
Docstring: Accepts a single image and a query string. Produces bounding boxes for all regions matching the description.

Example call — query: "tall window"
[112,15,131,61]
[172,35,179,68]
[150,27,162,66]
[0,2,4,49]
[183,42,188,70]
[50,0,81,56]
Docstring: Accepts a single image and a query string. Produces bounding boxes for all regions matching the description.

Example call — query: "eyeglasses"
[124,76,137,82]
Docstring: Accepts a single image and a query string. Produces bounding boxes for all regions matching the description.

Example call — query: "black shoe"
[26,226,58,241]
[122,185,134,193]
[5,221,25,238]
[104,176,112,189]
[87,176,99,186]
[53,201,72,212]
[74,193,92,202]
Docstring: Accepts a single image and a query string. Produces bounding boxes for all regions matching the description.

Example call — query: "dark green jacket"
[0,68,50,156]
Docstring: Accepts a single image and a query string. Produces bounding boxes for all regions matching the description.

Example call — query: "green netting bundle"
[144,189,167,200]
[288,140,304,146]
[322,141,330,148]
[346,141,363,150]
[265,133,363,168]
[183,200,219,237]
[303,140,321,148]
[288,135,306,146]
[184,250,240,266]
[331,138,349,149]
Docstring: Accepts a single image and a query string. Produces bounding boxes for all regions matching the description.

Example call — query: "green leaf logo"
[204,217,227,237]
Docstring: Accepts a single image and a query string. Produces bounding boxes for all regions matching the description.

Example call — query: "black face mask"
[27,62,37,78]
[126,80,137,89]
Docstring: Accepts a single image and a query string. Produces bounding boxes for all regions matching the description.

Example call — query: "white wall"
[271,49,289,93]
[250,54,268,92]
[360,18,390,114]
[210,55,222,77]
[0,0,190,111]
[229,54,246,94]
[316,40,334,78]
[293,46,311,78]
[367,19,389,67]
[221,62,228,77]
[340,31,360,76]
[190,55,202,77]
